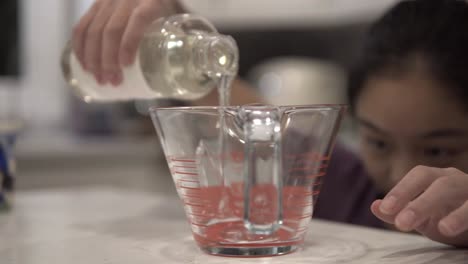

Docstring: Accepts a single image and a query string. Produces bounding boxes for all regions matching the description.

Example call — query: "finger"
[120,2,162,66]
[101,1,134,86]
[371,199,396,225]
[380,166,440,215]
[84,0,117,84]
[439,200,468,237]
[72,1,101,69]
[394,176,458,232]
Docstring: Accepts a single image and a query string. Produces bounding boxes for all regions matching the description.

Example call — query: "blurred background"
[0,0,399,191]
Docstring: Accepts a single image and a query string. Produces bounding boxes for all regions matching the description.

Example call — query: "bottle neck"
[192,34,239,78]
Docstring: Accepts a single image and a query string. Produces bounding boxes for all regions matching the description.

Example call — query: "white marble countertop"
[1,187,467,264]
[4,140,467,263]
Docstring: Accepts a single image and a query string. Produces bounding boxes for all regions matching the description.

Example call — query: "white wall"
[0,1,99,131]
[13,0,69,129]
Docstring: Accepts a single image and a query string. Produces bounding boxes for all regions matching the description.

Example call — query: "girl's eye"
[421,146,462,167]
[423,147,457,158]
[366,137,388,152]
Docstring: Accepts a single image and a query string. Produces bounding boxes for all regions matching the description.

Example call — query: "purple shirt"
[313,143,384,229]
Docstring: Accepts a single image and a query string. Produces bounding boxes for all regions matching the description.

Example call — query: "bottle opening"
[194,34,239,78]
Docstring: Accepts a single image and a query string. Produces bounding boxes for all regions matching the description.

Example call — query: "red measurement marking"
[173,165,197,169]
[190,222,208,227]
[170,158,196,163]
[177,179,200,183]
[296,214,313,220]
[174,171,198,176]
[183,195,205,203]
[292,203,313,208]
[288,164,328,172]
[286,196,312,201]
[187,212,209,218]
[284,205,313,212]
[305,172,326,179]
[287,192,313,198]
[184,201,205,207]
[285,198,313,203]
[182,195,203,201]
[182,188,202,193]
[286,192,313,197]
[179,186,202,190]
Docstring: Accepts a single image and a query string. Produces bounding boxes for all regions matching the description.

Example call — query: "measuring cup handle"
[240,106,283,235]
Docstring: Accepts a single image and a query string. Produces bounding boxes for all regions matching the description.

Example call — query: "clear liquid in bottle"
[61,14,239,103]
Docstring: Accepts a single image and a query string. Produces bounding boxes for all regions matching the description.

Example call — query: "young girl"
[319,0,468,247]
[73,0,468,247]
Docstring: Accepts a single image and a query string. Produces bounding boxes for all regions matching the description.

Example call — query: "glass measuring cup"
[150,105,346,257]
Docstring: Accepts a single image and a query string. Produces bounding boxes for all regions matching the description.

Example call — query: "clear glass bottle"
[61,14,239,103]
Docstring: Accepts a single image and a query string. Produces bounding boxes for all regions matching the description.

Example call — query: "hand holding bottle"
[72,0,184,86]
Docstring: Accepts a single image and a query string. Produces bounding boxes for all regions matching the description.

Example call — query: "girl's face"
[356,69,468,194]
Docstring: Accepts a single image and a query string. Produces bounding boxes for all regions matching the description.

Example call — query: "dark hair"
[348,0,468,112]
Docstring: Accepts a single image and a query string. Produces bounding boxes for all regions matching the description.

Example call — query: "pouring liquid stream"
[217,74,234,197]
